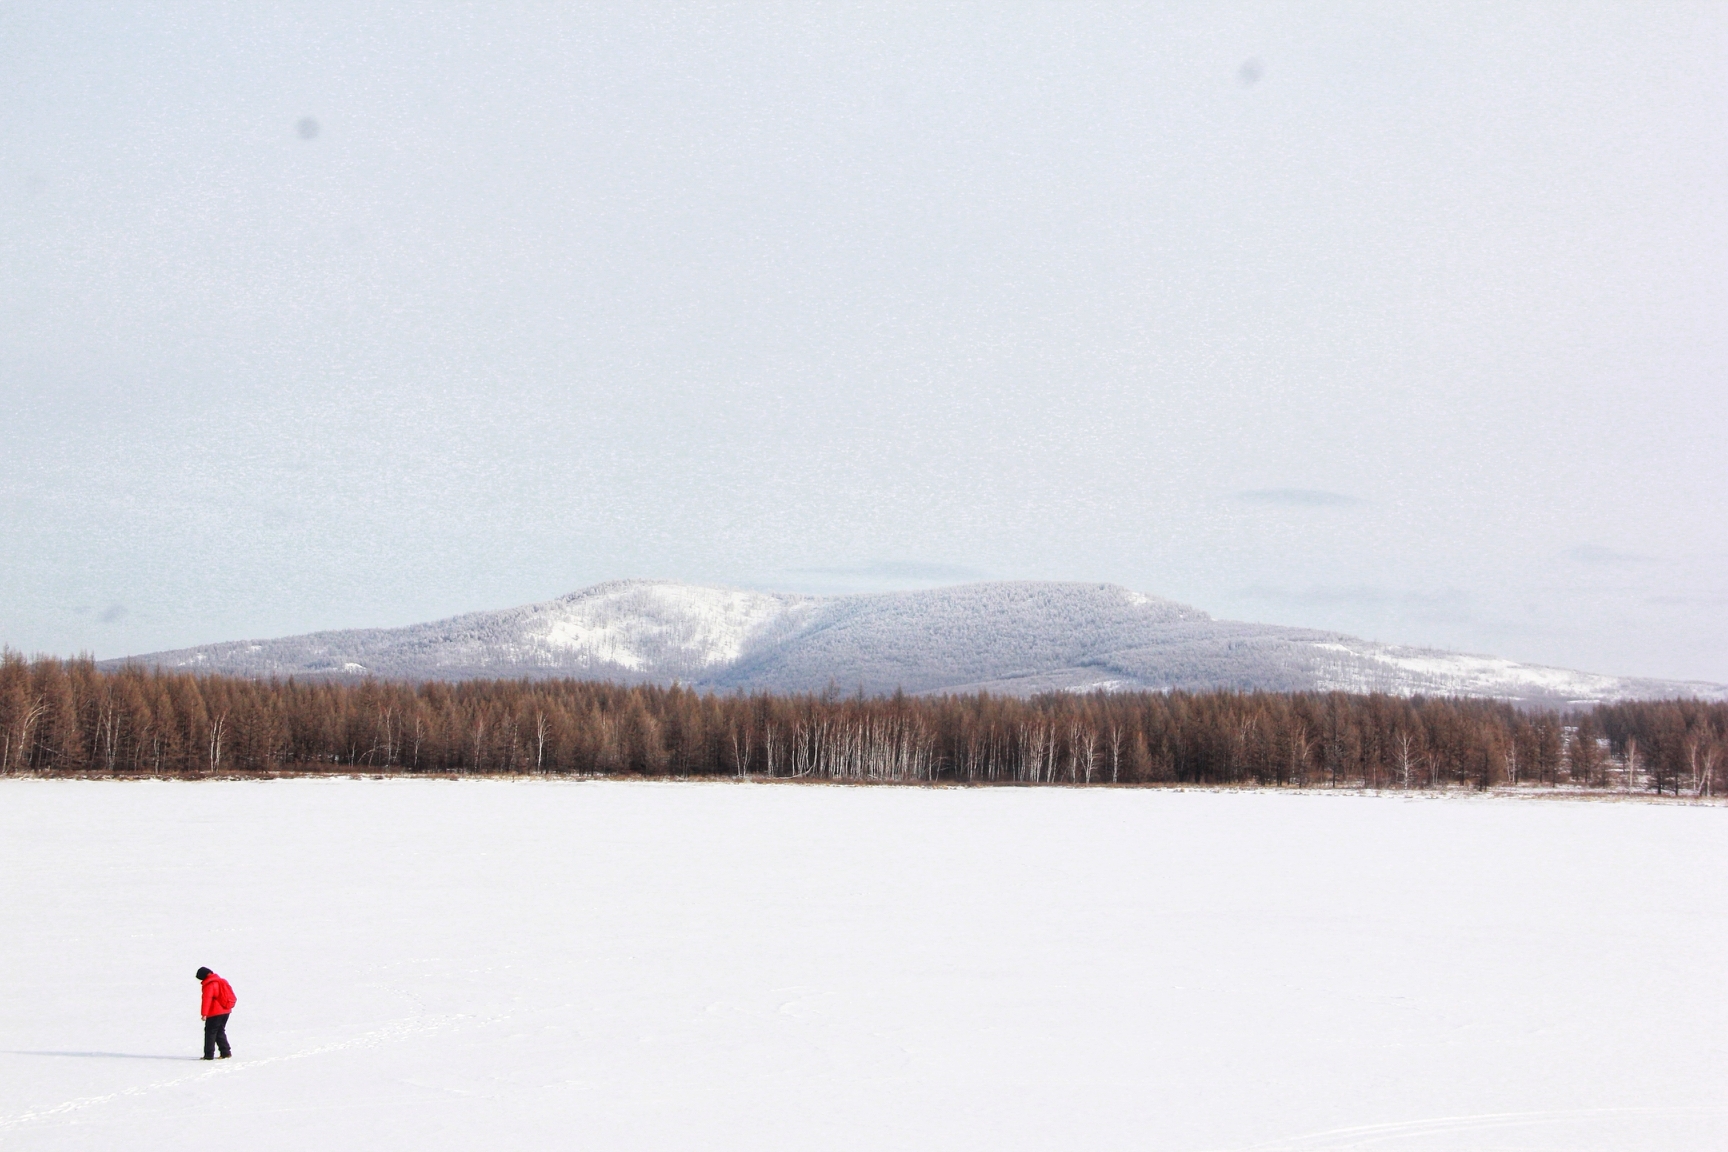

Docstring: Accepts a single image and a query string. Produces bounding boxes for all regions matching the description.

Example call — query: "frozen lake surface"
[3,780,1726,1150]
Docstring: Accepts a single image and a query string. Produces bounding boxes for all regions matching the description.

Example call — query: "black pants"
[203,1013,231,1059]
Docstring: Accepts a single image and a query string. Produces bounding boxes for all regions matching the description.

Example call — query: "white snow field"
[4,782,1727,1151]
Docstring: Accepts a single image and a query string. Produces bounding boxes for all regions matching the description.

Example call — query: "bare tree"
[470,717,487,775]
[1288,721,1312,788]
[208,710,228,774]
[1567,720,1604,788]
[5,697,46,775]
[731,723,753,778]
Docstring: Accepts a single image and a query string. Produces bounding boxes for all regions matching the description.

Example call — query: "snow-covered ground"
[4,780,1727,1151]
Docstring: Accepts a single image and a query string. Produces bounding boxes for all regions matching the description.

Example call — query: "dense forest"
[2,654,1724,794]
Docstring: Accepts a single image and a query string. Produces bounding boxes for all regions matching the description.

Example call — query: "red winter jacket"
[201,973,237,1018]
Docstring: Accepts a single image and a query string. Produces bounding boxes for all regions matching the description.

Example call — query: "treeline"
[2,654,1724,794]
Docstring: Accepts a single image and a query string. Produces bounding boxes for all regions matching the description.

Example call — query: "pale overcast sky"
[3,3,1725,682]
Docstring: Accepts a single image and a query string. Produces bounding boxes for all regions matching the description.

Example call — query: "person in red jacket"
[196,967,236,1059]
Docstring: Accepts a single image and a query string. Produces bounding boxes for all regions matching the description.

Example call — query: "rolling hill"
[104,580,1727,706]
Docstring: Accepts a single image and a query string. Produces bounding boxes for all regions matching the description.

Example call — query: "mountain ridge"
[103,579,1728,706]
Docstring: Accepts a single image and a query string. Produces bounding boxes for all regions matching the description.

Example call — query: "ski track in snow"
[1212,1105,1728,1150]
[0,1013,490,1131]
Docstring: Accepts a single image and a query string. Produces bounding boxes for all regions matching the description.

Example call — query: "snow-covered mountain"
[108,579,1727,706]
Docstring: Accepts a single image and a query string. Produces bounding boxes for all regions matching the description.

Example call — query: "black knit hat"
[195,967,212,980]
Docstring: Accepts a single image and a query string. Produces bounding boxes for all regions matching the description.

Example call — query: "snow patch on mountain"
[535,583,808,671]
[1309,643,1641,702]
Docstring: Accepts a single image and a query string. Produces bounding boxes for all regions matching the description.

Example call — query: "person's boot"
[218,1053,231,1059]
